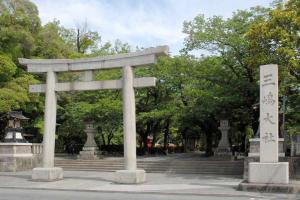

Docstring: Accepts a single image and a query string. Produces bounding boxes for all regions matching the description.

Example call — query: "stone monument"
[215,119,231,157]
[248,64,289,184]
[19,46,169,183]
[78,121,101,160]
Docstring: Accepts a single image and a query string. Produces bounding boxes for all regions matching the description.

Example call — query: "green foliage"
[92,98,123,145]
[182,7,269,82]
[246,0,300,137]
[0,0,40,59]
[34,20,72,58]
[0,54,16,83]
[181,0,300,152]
[245,126,254,140]
[0,54,37,114]
[181,8,272,151]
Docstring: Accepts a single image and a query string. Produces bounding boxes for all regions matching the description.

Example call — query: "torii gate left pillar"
[31,70,62,181]
[19,46,169,183]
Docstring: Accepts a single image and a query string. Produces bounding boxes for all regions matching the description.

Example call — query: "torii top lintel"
[18,46,169,73]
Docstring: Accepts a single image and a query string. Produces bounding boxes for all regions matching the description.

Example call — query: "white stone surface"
[78,151,99,160]
[218,126,230,148]
[32,167,63,181]
[78,124,100,160]
[122,65,137,171]
[0,153,33,157]
[18,46,169,73]
[0,143,33,146]
[248,153,285,157]
[29,77,156,93]
[215,120,231,156]
[248,162,289,184]
[0,142,33,158]
[43,71,57,168]
[82,70,93,81]
[260,64,278,162]
[115,170,146,184]
[248,64,289,185]
[248,138,285,157]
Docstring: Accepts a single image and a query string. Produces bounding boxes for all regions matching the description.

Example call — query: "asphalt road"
[0,188,298,200]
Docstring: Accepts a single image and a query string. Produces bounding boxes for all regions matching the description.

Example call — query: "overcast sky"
[31,0,275,55]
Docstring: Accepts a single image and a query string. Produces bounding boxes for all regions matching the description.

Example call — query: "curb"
[0,186,266,198]
[238,180,300,194]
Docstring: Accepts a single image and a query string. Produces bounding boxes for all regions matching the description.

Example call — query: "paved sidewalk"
[0,171,298,199]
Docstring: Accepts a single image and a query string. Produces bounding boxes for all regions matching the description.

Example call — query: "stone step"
[56,165,242,171]
[54,158,243,175]
[56,161,242,164]
[55,160,243,165]
[56,165,243,171]
[57,169,242,174]
[55,164,242,169]
[55,161,242,165]
[55,168,242,174]
[55,165,242,170]
[55,160,243,164]
[56,164,243,168]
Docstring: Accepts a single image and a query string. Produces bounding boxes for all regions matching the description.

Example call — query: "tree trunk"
[181,128,188,153]
[76,28,81,53]
[206,132,213,156]
[163,119,170,155]
[107,130,114,145]
[101,133,106,146]
[151,122,159,149]
[142,122,151,155]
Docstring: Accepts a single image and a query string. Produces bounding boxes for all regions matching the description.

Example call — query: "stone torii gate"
[19,46,169,183]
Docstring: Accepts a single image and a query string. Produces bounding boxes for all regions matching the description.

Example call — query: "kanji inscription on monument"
[260,64,278,162]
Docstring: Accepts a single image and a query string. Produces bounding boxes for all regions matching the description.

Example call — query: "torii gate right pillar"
[115,65,146,183]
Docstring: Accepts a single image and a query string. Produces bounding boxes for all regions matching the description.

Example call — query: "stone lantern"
[3,111,29,143]
[215,119,231,157]
[78,121,101,160]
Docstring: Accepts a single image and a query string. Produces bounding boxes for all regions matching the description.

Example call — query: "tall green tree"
[181,7,271,151]
[34,20,73,58]
[0,54,40,138]
[0,0,40,59]
[246,0,300,137]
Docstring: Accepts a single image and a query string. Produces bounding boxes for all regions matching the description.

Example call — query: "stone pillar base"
[78,150,101,160]
[249,162,289,184]
[32,167,63,181]
[0,143,33,172]
[249,138,285,157]
[115,169,146,184]
[214,147,232,159]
